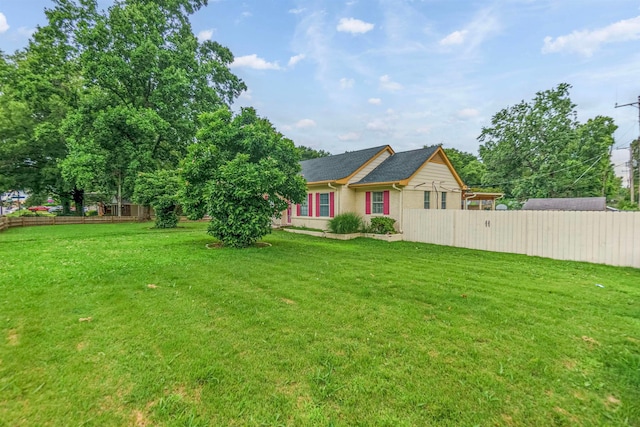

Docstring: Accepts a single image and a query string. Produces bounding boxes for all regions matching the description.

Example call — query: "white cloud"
[368,98,382,105]
[457,108,480,119]
[291,11,332,80]
[17,27,35,38]
[295,119,316,128]
[366,119,390,132]
[242,11,252,18]
[542,16,640,56]
[338,132,360,141]
[239,88,252,100]
[289,8,305,14]
[337,17,374,34]
[379,75,402,91]
[197,29,215,42]
[288,53,305,67]
[340,77,354,89]
[231,54,281,70]
[438,8,501,53]
[415,126,432,134]
[0,13,9,34]
[439,30,467,46]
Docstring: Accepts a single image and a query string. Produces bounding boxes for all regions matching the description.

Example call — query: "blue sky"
[1,0,639,183]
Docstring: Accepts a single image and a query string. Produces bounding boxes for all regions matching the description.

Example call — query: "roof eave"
[348,181,404,188]
[305,179,341,186]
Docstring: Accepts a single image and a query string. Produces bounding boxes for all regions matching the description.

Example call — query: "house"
[522,197,607,211]
[282,145,465,232]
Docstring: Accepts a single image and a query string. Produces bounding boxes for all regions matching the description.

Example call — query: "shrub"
[86,210,99,217]
[617,200,639,211]
[368,217,396,234]
[7,210,35,217]
[328,213,363,234]
[133,170,181,229]
[7,210,54,218]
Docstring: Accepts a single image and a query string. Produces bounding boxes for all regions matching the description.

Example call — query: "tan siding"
[339,185,357,214]
[291,187,336,225]
[430,151,446,164]
[404,161,462,210]
[407,162,461,191]
[354,187,402,232]
[402,188,461,211]
[348,151,391,184]
[402,209,640,269]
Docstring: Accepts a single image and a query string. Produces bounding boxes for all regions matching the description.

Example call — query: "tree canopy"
[478,84,619,200]
[181,108,307,248]
[442,148,486,187]
[0,14,83,212]
[58,0,245,205]
[1,0,245,215]
[297,145,331,161]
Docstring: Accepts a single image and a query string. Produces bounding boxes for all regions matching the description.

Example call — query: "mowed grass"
[0,223,638,426]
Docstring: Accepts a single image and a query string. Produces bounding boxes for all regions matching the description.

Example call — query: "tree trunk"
[72,187,84,216]
[142,205,152,221]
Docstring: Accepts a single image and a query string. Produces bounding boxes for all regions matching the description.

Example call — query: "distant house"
[280,145,465,232]
[462,191,504,210]
[522,197,607,211]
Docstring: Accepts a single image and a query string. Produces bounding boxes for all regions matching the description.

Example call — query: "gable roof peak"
[300,145,391,183]
[353,145,440,185]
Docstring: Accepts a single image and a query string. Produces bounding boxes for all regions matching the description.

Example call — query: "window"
[300,197,308,216]
[441,192,447,209]
[424,191,431,209]
[372,191,384,214]
[319,193,330,217]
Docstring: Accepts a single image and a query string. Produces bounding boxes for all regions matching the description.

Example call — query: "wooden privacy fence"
[0,215,139,232]
[402,209,640,269]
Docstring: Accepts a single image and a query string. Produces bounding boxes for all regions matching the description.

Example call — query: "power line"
[468,153,607,188]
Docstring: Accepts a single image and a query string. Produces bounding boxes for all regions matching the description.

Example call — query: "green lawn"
[0,222,638,426]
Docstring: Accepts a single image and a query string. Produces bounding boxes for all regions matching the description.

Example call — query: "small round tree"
[181,107,307,248]
[133,170,181,228]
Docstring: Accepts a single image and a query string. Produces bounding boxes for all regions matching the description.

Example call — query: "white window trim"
[372,191,384,215]
[318,193,330,217]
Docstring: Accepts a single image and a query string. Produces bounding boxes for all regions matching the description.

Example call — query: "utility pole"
[615,95,640,204]
[630,146,635,204]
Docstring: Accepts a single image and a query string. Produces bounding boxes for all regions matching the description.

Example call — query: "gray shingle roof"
[522,197,606,211]
[300,145,389,183]
[354,146,439,184]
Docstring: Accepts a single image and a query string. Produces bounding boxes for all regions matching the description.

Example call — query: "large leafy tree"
[57,0,245,209]
[0,10,85,213]
[478,83,619,199]
[297,145,331,160]
[442,148,486,187]
[181,108,307,248]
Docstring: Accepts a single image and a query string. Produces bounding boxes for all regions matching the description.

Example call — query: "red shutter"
[365,192,371,215]
[307,193,313,217]
[383,190,390,215]
[296,203,301,216]
[315,193,320,217]
[329,192,335,218]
